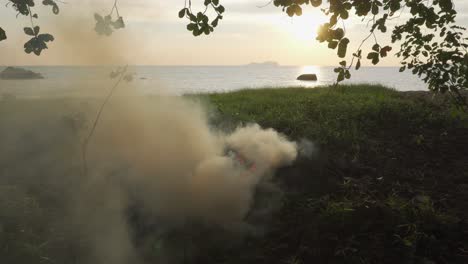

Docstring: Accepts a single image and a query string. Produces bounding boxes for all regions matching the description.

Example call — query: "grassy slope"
[203,84,468,264]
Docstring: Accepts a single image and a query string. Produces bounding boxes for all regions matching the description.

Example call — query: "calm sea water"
[0,66,427,98]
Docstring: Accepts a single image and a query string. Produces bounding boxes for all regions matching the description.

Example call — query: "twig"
[109,0,119,17]
[81,65,128,177]
[27,5,35,31]
[257,0,273,8]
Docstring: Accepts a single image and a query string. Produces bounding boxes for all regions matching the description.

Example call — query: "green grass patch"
[200,84,468,264]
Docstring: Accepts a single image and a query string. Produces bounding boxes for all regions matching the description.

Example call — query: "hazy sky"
[0,0,467,66]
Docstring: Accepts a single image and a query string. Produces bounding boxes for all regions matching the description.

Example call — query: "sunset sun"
[280,12,327,42]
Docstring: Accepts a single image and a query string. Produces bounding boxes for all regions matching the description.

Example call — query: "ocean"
[0,66,428,98]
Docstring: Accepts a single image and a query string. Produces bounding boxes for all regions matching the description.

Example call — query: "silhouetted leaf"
[439,0,453,11]
[197,12,204,22]
[123,73,134,82]
[340,10,349,19]
[203,26,210,35]
[337,70,345,82]
[24,33,54,56]
[356,59,361,70]
[333,28,344,40]
[178,8,187,18]
[43,0,60,15]
[311,0,322,8]
[286,6,296,17]
[337,38,349,58]
[187,23,197,31]
[367,52,380,65]
[110,71,118,79]
[94,13,113,36]
[24,27,35,36]
[380,46,392,57]
[371,3,379,15]
[329,14,338,26]
[112,17,125,29]
[211,17,220,27]
[216,5,225,13]
[0,27,6,41]
[37,33,54,43]
[193,28,202,36]
[328,41,338,49]
[52,4,59,14]
[344,70,351,79]
[10,0,32,16]
[94,13,103,23]
[372,44,380,52]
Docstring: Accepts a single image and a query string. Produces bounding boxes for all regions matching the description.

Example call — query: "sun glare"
[281,13,327,42]
[300,65,320,74]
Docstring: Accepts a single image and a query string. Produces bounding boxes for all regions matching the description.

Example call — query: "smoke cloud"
[86,94,297,224]
[61,92,298,263]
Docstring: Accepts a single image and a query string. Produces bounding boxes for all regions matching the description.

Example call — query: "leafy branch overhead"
[1,0,60,55]
[181,0,468,97]
[0,27,6,41]
[179,0,225,36]
[94,14,125,36]
[1,0,125,54]
[94,0,125,36]
[23,26,54,55]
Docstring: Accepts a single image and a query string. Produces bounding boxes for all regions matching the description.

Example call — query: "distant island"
[246,61,279,67]
[0,67,44,80]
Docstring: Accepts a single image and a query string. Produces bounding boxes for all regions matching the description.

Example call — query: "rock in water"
[0,67,44,80]
[297,74,317,81]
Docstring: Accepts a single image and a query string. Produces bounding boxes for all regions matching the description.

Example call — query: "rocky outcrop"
[0,67,44,80]
[297,74,317,81]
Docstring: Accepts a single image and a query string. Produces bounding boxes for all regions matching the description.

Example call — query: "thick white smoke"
[62,93,298,264]
[87,95,297,226]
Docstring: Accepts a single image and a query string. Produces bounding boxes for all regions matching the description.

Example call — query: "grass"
[207,84,463,145]
[205,85,467,176]
[201,84,468,264]
[1,84,468,264]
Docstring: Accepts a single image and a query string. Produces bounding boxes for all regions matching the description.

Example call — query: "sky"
[0,0,467,66]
